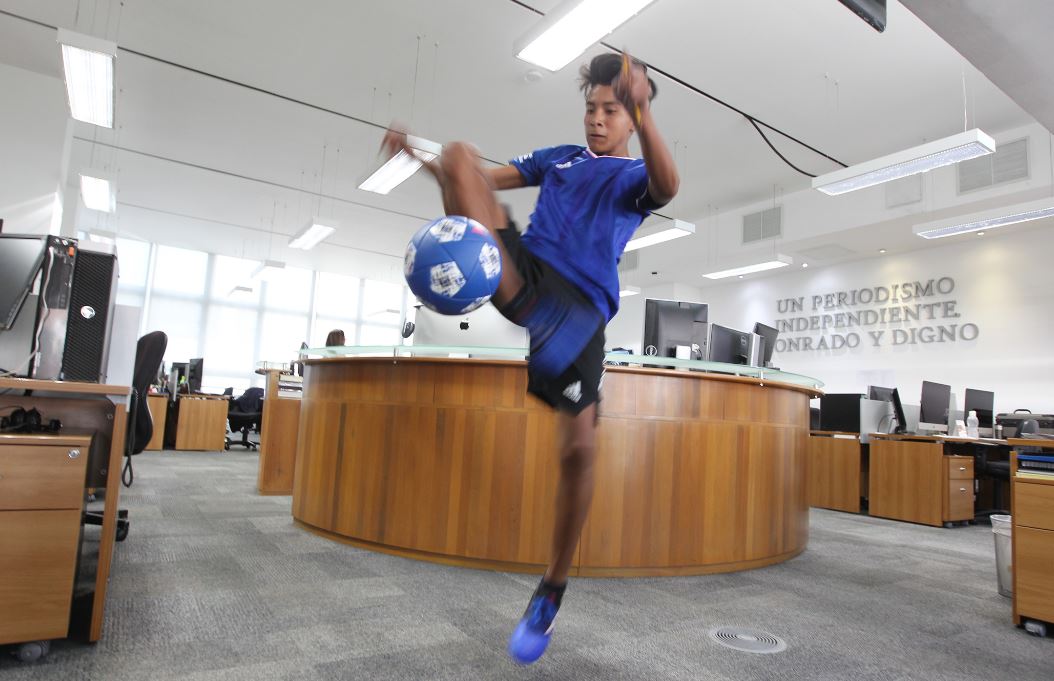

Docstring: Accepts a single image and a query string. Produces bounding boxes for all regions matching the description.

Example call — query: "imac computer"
[188,357,205,393]
[919,380,952,433]
[753,322,778,367]
[964,388,995,437]
[642,299,708,359]
[868,385,894,402]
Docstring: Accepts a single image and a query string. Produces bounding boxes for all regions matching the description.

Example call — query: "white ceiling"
[0,0,1046,287]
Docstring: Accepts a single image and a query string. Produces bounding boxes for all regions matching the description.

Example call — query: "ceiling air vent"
[958,138,1029,194]
[742,206,782,244]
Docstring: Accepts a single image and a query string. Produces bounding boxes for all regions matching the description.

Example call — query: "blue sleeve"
[625,163,663,215]
[508,145,577,187]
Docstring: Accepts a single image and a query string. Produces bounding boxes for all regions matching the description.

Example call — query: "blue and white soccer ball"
[404,215,502,316]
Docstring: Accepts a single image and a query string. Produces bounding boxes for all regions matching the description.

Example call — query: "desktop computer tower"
[33,241,119,382]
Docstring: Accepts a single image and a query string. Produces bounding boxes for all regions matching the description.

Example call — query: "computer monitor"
[707,324,752,365]
[919,380,952,433]
[169,361,188,399]
[188,358,204,393]
[642,299,708,359]
[819,393,864,433]
[753,322,778,366]
[964,388,995,437]
[0,234,47,330]
[891,388,908,434]
[868,385,894,402]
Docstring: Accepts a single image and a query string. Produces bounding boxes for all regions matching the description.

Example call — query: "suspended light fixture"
[624,219,695,252]
[359,135,441,195]
[913,197,1054,239]
[703,254,793,280]
[514,0,659,72]
[289,217,337,250]
[57,29,116,128]
[812,129,995,195]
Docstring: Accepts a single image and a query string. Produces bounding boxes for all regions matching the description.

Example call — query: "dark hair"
[578,53,657,101]
[325,329,345,347]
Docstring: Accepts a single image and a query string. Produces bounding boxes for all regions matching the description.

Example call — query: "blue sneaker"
[507,586,562,665]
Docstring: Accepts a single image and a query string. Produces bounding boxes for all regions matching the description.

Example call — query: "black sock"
[535,578,566,610]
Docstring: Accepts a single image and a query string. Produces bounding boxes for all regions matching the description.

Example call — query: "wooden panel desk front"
[293,357,817,577]
[256,369,301,495]
[0,377,130,644]
[144,394,168,451]
[807,431,865,513]
[1009,440,1054,632]
[174,395,229,451]
[869,433,976,527]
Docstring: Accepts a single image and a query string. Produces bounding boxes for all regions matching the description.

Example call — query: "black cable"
[747,119,817,179]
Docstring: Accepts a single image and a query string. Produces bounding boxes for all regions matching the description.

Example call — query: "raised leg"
[437,142,524,307]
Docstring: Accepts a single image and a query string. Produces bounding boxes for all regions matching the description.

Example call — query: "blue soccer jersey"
[510,144,657,321]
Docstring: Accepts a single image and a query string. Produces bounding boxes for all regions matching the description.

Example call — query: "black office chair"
[975,448,1011,518]
[226,387,263,450]
[84,330,168,541]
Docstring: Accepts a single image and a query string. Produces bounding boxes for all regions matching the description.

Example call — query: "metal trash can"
[991,514,1013,598]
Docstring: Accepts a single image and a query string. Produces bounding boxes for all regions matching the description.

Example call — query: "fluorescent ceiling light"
[624,218,695,253]
[812,129,995,195]
[618,285,641,298]
[703,254,793,280]
[57,29,116,128]
[289,217,337,250]
[913,197,1054,239]
[359,135,441,195]
[515,0,658,72]
[251,260,286,281]
[80,172,115,213]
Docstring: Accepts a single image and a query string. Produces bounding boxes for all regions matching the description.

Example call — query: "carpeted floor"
[1,449,1049,680]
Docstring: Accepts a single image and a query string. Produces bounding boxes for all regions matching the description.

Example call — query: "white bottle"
[966,410,979,439]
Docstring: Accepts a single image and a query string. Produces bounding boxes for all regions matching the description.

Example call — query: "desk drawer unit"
[1014,482,1054,532]
[1015,526,1054,626]
[0,437,90,645]
[0,445,88,510]
[947,458,973,480]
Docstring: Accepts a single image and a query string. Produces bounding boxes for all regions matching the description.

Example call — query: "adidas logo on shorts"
[562,380,582,403]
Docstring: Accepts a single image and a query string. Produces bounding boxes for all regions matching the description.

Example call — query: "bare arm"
[615,54,680,206]
[487,165,527,191]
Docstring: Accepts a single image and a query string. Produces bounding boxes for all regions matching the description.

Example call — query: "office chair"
[84,330,168,542]
[226,387,263,450]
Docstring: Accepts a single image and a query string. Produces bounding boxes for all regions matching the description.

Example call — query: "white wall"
[0,63,71,235]
[608,224,1054,415]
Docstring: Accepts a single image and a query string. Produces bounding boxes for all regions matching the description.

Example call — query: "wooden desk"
[174,395,229,451]
[256,369,301,495]
[0,377,129,647]
[293,356,818,577]
[1009,440,1054,635]
[807,431,865,513]
[144,394,168,451]
[869,433,975,527]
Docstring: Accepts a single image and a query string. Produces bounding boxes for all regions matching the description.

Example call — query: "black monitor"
[868,385,894,402]
[707,324,751,365]
[642,299,708,359]
[169,361,188,398]
[753,322,778,366]
[0,234,47,330]
[919,380,951,433]
[891,388,908,434]
[964,388,995,436]
[188,358,204,393]
[819,393,864,433]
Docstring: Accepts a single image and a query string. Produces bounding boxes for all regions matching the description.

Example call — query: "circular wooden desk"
[292,356,818,577]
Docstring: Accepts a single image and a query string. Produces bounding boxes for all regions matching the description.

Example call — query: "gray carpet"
[2,449,1049,680]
